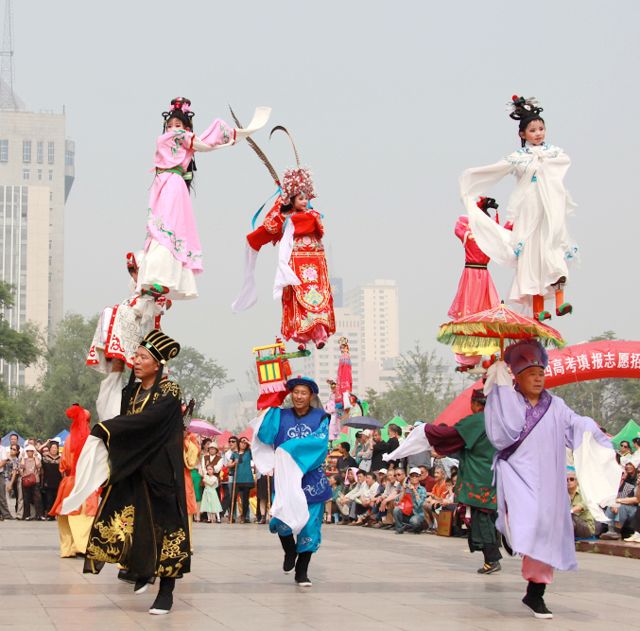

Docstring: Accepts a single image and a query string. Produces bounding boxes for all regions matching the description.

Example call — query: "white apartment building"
[0,81,75,386]
[300,306,364,402]
[346,279,400,392]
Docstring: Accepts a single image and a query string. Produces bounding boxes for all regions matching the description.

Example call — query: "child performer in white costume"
[460,96,578,322]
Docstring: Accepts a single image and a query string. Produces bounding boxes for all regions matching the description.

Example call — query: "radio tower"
[0,0,23,110]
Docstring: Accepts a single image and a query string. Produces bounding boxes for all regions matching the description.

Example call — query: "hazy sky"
[9,0,640,416]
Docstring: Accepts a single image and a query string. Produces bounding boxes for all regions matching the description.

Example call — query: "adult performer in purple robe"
[483,339,619,620]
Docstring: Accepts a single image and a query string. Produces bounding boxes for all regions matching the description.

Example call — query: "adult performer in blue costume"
[251,376,331,587]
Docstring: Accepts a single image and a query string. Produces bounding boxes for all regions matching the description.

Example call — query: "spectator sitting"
[337,469,367,523]
[370,469,394,527]
[326,474,346,524]
[353,472,381,526]
[600,462,638,540]
[623,480,640,543]
[423,465,449,532]
[567,467,595,539]
[631,438,640,468]
[393,467,427,534]
[418,465,436,492]
[619,441,634,467]
[336,442,357,474]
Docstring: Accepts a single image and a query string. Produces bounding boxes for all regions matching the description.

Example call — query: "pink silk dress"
[137,119,234,300]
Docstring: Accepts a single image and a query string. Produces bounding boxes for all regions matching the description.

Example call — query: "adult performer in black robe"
[62,329,188,615]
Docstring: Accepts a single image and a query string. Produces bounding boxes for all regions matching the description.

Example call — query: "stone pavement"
[0,519,638,631]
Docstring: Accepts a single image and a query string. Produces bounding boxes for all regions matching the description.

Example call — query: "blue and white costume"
[252,405,331,553]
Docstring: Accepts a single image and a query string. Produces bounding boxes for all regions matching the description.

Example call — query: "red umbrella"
[437,303,565,358]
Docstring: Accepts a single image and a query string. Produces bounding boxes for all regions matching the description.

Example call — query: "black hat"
[471,388,487,404]
[139,330,180,364]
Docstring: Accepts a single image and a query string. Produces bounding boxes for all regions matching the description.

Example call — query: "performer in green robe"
[62,329,188,615]
[384,388,501,574]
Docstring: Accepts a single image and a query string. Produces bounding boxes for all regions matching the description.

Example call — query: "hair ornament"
[508,95,543,122]
[162,96,195,121]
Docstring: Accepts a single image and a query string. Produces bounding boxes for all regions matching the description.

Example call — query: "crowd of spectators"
[0,433,63,521]
[598,450,640,542]
[4,423,640,548]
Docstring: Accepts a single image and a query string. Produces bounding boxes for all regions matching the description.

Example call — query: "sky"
[8,0,640,418]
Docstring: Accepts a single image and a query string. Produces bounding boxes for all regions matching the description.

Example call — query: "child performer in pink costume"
[138,97,269,300]
[448,197,503,371]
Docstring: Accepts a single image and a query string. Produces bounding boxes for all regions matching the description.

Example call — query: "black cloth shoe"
[279,534,297,574]
[522,582,553,619]
[117,569,137,584]
[477,561,501,575]
[149,578,175,615]
[294,551,313,586]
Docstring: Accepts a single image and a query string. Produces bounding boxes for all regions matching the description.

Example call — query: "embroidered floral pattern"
[147,208,202,263]
[170,130,187,156]
[300,264,319,282]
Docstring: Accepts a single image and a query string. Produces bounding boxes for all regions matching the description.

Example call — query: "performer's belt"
[156,166,192,181]
[465,263,487,269]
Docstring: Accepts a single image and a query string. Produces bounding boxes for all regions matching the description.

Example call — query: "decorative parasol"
[344,416,384,430]
[437,303,565,358]
[188,419,223,437]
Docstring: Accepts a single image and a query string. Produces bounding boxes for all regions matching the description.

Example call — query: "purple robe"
[485,385,613,571]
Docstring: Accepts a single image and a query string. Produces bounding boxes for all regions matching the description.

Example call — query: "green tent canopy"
[611,419,640,450]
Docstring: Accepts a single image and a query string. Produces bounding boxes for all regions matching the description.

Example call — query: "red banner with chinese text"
[435,340,640,426]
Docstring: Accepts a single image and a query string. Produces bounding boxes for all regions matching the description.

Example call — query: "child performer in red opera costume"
[448,197,503,371]
[232,128,335,350]
[460,96,578,322]
[138,97,270,301]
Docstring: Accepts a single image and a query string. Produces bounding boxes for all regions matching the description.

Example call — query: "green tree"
[0,281,42,366]
[366,344,455,423]
[15,314,102,437]
[169,346,231,414]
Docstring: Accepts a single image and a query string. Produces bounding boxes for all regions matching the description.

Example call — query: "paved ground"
[0,520,638,630]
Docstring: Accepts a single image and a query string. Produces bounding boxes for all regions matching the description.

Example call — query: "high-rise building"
[330,276,343,308]
[347,279,399,364]
[300,306,363,401]
[0,10,75,386]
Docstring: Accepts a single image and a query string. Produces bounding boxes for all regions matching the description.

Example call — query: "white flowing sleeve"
[249,409,276,475]
[563,401,620,522]
[96,372,123,422]
[273,219,301,300]
[383,423,431,462]
[460,159,517,266]
[60,436,109,514]
[231,243,259,313]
